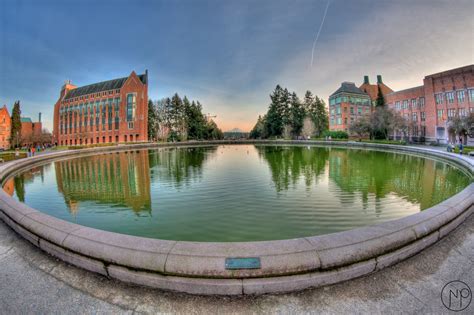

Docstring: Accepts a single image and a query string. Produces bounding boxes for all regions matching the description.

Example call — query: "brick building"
[328,75,392,132]
[53,71,148,146]
[0,105,11,149]
[20,114,42,146]
[386,65,474,144]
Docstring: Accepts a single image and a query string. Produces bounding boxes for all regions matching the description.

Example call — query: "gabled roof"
[64,72,147,100]
[0,105,10,117]
[21,117,32,123]
[330,82,368,97]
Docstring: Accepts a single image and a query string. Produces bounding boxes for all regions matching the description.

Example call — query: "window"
[403,100,408,109]
[350,107,354,114]
[421,112,426,122]
[336,117,342,125]
[435,93,444,105]
[459,108,466,117]
[395,101,400,110]
[357,107,362,115]
[336,105,341,115]
[437,109,444,119]
[469,89,474,101]
[127,93,136,122]
[419,97,425,108]
[448,108,456,118]
[108,99,113,130]
[102,100,106,130]
[412,112,417,122]
[411,99,416,109]
[446,91,455,103]
[457,90,465,103]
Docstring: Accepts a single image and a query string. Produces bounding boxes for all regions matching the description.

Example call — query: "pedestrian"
[31,146,35,157]
[459,142,463,155]
[447,142,453,153]
[15,148,19,159]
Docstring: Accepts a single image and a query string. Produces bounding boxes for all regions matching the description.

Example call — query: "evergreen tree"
[303,91,314,113]
[376,85,385,107]
[264,85,285,137]
[169,93,185,139]
[147,99,158,141]
[250,115,266,139]
[310,96,329,137]
[10,101,21,148]
[289,92,305,137]
[185,100,207,140]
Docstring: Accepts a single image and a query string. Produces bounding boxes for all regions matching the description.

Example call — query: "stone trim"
[0,141,472,295]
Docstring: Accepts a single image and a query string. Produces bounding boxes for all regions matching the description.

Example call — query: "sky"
[1,0,473,132]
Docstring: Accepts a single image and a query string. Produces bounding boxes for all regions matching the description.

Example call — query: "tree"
[250,115,266,139]
[147,99,158,141]
[185,100,207,140]
[376,85,385,107]
[169,93,186,139]
[301,117,314,138]
[10,101,21,148]
[264,85,285,137]
[309,96,329,137]
[206,119,224,140]
[349,116,371,140]
[289,92,305,137]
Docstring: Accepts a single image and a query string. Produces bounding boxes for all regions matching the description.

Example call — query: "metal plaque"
[225,257,261,270]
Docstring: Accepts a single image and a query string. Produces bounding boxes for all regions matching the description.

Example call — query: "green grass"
[452,146,474,155]
[0,151,27,161]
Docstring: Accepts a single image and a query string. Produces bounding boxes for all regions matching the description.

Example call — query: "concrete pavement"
[0,214,473,314]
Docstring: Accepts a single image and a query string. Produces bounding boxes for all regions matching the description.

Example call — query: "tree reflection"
[148,146,218,188]
[255,145,329,192]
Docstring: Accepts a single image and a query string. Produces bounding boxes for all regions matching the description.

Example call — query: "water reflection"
[148,146,218,188]
[2,145,471,241]
[55,151,151,214]
[255,145,329,192]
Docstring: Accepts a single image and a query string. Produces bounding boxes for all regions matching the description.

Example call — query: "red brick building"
[329,75,392,132]
[0,105,11,149]
[20,115,42,146]
[53,71,148,146]
[386,65,474,144]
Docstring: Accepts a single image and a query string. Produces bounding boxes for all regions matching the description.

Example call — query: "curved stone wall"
[0,141,472,295]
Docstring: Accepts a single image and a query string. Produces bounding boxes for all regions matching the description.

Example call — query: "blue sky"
[1,0,473,132]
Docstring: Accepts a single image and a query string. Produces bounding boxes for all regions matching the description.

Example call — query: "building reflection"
[54,150,151,215]
[256,146,469,210]
[327,148,468,210]
[3,166,45,202]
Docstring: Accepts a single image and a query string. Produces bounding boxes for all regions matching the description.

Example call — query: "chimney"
[363,76,369,84]
[377,75,383,84]
[38,112,42,123]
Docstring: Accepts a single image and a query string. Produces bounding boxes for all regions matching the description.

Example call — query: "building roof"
[21,117,32,123]
[359,82,394,101]
[0,105,10,117]
[64,72,147,100]
[330,82,368,97]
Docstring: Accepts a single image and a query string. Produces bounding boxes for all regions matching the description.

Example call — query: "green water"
[4,145,471,241]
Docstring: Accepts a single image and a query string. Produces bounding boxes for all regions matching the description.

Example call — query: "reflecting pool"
[4,145,471,241]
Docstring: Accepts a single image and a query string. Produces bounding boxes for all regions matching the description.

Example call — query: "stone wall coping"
[0,140,472,295]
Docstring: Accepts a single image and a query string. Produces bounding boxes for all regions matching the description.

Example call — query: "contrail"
[310,0,331,68]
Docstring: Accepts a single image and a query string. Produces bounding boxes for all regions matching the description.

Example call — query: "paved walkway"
[0,214,472,314]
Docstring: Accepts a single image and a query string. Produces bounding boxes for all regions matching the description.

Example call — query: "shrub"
[323,130,349,139]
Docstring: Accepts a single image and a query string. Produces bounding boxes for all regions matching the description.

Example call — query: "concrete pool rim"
[0,140,472,295]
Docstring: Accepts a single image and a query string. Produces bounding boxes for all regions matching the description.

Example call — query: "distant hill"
[226,128,244,133]
[223,128,249,139]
